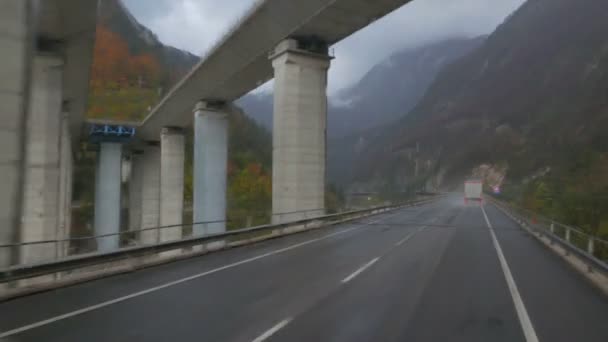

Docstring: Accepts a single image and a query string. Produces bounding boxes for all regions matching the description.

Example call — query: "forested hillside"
[353,0,608,237]
[326,37,486,187]
[87,0,198,121]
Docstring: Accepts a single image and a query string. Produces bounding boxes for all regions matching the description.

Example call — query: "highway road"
[1,195,607,341]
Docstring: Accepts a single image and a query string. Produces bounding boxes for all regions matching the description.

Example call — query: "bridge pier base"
[94,142,122,252]
[270,39,331,224]
[160,127,185,243]
[193,101,228,237]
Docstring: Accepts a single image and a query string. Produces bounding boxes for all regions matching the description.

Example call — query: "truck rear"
[464,180,483,204]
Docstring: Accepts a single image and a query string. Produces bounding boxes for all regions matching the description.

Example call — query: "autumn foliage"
[87,25,161,120]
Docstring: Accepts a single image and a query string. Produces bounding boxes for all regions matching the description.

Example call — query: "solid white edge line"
[0,225,364,338]
[341,257,380,284]
[252,318,292,342]
[481,206,540,342]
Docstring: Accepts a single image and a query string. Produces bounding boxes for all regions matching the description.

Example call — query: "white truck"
[464,180,483,203]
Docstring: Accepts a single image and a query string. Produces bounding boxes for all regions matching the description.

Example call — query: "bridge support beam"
[140,142,161,245]
[270,39,331,223]
[0,0,33,268]
[193,101,228,236]
[160,127,185,242]
[94,142,122,252]
[20,56,65,265]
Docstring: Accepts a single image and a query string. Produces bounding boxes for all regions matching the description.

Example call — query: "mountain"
[328,36,486,139]
[239,37,486,140]
[99,0,199,92]
[352,0,608,234]
[86,0,201,122]
[325,37,486,187]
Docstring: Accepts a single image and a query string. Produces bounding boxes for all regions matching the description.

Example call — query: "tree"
[227,163,271,228]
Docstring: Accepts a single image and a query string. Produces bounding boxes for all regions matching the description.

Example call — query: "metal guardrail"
[0,208,329,251]
[488,197,608,275]
[0,198,436,284]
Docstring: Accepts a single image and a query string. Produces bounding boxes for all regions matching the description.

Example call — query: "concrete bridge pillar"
[20,55,65,265]
[140,142,161,245]
[193,101,229,236]
[269,38,331,223]
[57,108,73,257]
[0,0,33,267]
[94,142,123,252]
[160,127,185,242]
[128,150,144,237]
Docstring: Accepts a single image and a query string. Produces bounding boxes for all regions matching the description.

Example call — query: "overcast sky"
[123,0,525,96]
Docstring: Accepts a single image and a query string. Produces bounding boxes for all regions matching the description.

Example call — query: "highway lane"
[270,200,526,342]
[484,204,608,342]
[0,199,448,341]
[269,199,608,342]
[1,196,607,341]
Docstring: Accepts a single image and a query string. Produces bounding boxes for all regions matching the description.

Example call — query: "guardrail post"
[564,228,571,256]
[587,238,595,256]
[550,222,555,235]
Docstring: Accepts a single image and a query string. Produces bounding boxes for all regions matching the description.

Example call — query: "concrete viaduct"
[0,0,415,266]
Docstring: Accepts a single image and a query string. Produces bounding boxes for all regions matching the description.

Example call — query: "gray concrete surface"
[193,102,229,236]
[94,142,122,252]
[20,55,64,265]
[128,151,144,234]
[57,109,73,257]
[0,0,97,271]
[271,39,330,224]
[160,127,185,242]
[0,0,31,268]
[140,143,161,245]
[1,195,607,341]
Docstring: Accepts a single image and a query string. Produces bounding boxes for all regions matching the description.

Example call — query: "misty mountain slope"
[237,37,487,188]
[328,36,486,139]
[239,37,486,141]
[237,93,273,130]
[325,37,486,186]
[353,0,608,191]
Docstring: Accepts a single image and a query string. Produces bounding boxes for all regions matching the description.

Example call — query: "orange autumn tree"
[90,25,130,88]
[129,54,161,86]
[87,24,161,120]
